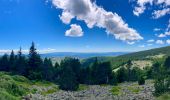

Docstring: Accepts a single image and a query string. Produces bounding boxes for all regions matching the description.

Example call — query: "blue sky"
[0,0,170,53]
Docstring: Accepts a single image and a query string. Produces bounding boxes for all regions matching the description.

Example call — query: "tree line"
[0,42,147,91]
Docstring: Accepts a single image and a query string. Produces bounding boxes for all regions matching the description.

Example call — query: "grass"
[41,86,59,96]
[110,86,121,95]
[156,93,170,100]
[0,91,19,100]
[78,84,88,91]
[33,81,54,87]
[0,71,59,100]
[127,86,142,93]
[0,72,29,100]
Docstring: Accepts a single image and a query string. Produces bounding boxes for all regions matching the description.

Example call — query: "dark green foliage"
[28,42,43,80]
[130,67,142,81]
[9,50,15,71]
[0,54,9,71]
[164,56,170,70]
[79,67,91,84]
[126,60,132,82]
[116,67,127,83]
[138,76,145,85]
[95,62,113,84]
[154,66,170,96]
[153,57,170,96]
[59,58,79,91]
[42,58,54,81]
[15,48,28,76]
[109,71,118,85]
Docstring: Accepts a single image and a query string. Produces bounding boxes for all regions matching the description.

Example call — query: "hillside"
[82,46,170,69]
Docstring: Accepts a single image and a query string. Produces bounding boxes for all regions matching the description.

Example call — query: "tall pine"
[28,42,43,80]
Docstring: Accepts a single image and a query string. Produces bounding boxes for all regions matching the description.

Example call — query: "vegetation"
[138,76,145,85]
[1,42,170,99]
[110,86,121,95]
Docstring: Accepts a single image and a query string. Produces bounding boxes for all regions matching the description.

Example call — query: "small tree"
[116,67,127,83]
[138,76,145,85]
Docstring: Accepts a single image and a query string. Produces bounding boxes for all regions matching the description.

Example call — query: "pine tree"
[164,56,170,70]
[15,48,28,76]
[42,58,54,81]
[116,67,127,83]
[90,57,99,84]
[59,58,79,91]
[126,60,132,81]
[96,62,112,84]
[0,54,9,71]
[28,42,43,80]
[9,50,15,72]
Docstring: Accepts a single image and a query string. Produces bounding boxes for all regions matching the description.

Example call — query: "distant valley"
[40,52,129,58]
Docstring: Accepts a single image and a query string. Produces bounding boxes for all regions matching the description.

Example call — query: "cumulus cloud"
[152,8,170,19]
[52,0,143,42]
[166,39,170,44]
[158,31,170,37]
[65,24,84,37]
[131,0,153,16]
[158,33,166,37]
[131,0,170,18]
[147,39,155,42]
[156,40,164,44]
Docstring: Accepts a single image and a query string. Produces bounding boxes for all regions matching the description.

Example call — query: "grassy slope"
[0,72,58,100]
[82,46,170,69]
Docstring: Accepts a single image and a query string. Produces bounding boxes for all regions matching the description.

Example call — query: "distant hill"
[82,46,170,69]
[41,52,129,59]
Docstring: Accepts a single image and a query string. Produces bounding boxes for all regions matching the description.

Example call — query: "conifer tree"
[0,54,9,71]
[9,50,15,71]
[28,42,43,80]
[59,58,79,91]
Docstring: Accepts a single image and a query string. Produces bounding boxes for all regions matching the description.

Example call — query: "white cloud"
[156,40,164,44]
[158,31,170,37]
[153,28,161,31]
[65,24,84,37]
[158,33,166,37]
[132,0,153,16]
[0,48,57,55]
[52,0,143,42]
[166,39,170,44]
[127,41,135,45]
[152,8,170,19]
[131,0,170,18]
[167,19,170,31]
[59,11,74,24]
[147,39,155,42]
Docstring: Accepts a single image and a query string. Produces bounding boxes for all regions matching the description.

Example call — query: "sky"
[0,0,170,53]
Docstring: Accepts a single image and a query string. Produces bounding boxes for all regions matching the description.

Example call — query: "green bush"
[12,75,30,83]
[0,74,29,99]
[138,76,145,85]
[110,86,121,95]
[0,91,19,100]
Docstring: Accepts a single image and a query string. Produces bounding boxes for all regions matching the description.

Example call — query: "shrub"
[138,76,145,85]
